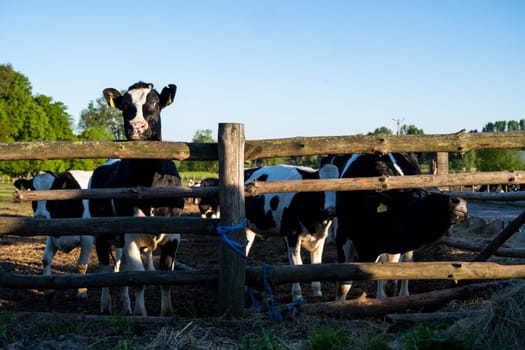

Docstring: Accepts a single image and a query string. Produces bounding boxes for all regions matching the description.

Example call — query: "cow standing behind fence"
[14,170,94,299]
[89,81,184,316]
[322,153,468,301]
[244,164,339,301]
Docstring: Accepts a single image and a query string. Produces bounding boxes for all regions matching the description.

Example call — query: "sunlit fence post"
[217,123,246,317]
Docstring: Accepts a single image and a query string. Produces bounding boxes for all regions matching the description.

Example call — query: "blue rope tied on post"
[263,263,283,321]
[216,218,249,259]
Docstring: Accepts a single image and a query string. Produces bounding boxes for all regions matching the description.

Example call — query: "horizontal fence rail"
[1,131,524,161]
[0,217,219,236]
[13,186,219,202]
[1,262,523,290]
[12,171,525,202]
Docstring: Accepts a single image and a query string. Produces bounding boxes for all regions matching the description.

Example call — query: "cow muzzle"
[129,120,149,139]
[450,197,468,224]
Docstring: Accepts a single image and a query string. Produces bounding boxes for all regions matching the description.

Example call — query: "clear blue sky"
[1,1,524,142]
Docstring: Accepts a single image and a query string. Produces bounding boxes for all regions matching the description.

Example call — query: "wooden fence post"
[217,123,246,317]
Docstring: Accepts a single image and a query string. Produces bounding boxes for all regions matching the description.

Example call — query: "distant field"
[0,178,15,200]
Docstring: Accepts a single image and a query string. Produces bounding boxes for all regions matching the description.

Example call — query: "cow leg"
[96,238,113,314]
[75,235,94,299]
[305,221,332,298]
[143,249,155,271]
[398,251,413,297]
[244,228,257,256]
[124,237,148,316]
[97,241,131,315]
[159,237,179,316]
[335,238,354,302]
[284,237,304,301]
[112,247,131,314]
[306,236,326,298]
[42,236,58,299]
[376,253,401,298]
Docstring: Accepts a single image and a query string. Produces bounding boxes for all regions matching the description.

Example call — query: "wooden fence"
[1,125,525,317]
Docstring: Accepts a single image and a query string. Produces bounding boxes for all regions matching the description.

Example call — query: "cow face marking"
[269,196,279,211]
[103,81,177,141]
[27,171,56,219]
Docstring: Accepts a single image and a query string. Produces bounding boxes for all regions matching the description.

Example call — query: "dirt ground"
[0,198,524,348]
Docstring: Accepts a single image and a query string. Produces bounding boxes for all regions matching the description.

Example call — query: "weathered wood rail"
[12,170,525,203]
[2,130,524,161]
[1,126,525,318]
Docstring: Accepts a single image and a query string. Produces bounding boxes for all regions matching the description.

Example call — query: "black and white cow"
[197,177,220,218]
[322,153,468,301]
[14,170,94,299]
[89,81,184,316]
[244,164,339,301]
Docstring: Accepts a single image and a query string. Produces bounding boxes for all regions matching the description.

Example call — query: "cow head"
[318,164,339,219]
[14,171,57,219]
[103,81,177,141]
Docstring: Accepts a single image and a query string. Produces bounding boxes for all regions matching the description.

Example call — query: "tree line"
[1,64,524,177]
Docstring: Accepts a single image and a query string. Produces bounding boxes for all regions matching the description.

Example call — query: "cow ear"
[159,84,177,108]
[103,88,122,109]
[14,179,31,190]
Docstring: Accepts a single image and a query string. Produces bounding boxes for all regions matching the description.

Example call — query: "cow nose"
[450,196,468,223]
[130,120,148,135]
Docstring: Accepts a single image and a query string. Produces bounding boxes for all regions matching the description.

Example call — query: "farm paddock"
[1,198,524,349]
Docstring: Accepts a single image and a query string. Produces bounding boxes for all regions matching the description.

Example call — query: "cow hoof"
[134,309,148,317]
[160,307,174,317]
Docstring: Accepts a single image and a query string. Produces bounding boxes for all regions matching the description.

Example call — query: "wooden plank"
[299,281,506,318]
[14,186,219,202]
[0,141,217,161]
[0,216,218,236]
[1,130,525,162]
[244,130,525,160]
[244,262,525,289]
[245,171,525,195]
[13,172,525,203]
[217,123,246,317]
[1,262,522,290]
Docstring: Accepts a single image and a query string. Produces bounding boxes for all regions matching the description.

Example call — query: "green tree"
[34,95,75,140]
[178,129,218,173]
[367,126,392,135]
[78,96,124,140]
[474,121,525,171]
[476,148,525,171]
[0,64,79,175]
[400,124,424,135]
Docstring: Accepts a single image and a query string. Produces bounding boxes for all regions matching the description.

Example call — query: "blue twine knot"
[287,298,306,310]
[263,263,283,321]
[216,218,249,259]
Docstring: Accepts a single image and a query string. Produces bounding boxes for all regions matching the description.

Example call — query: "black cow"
[89,81,184,316]
[322,153,468,301]
[14,170,94,299]
[244,164,339,301]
